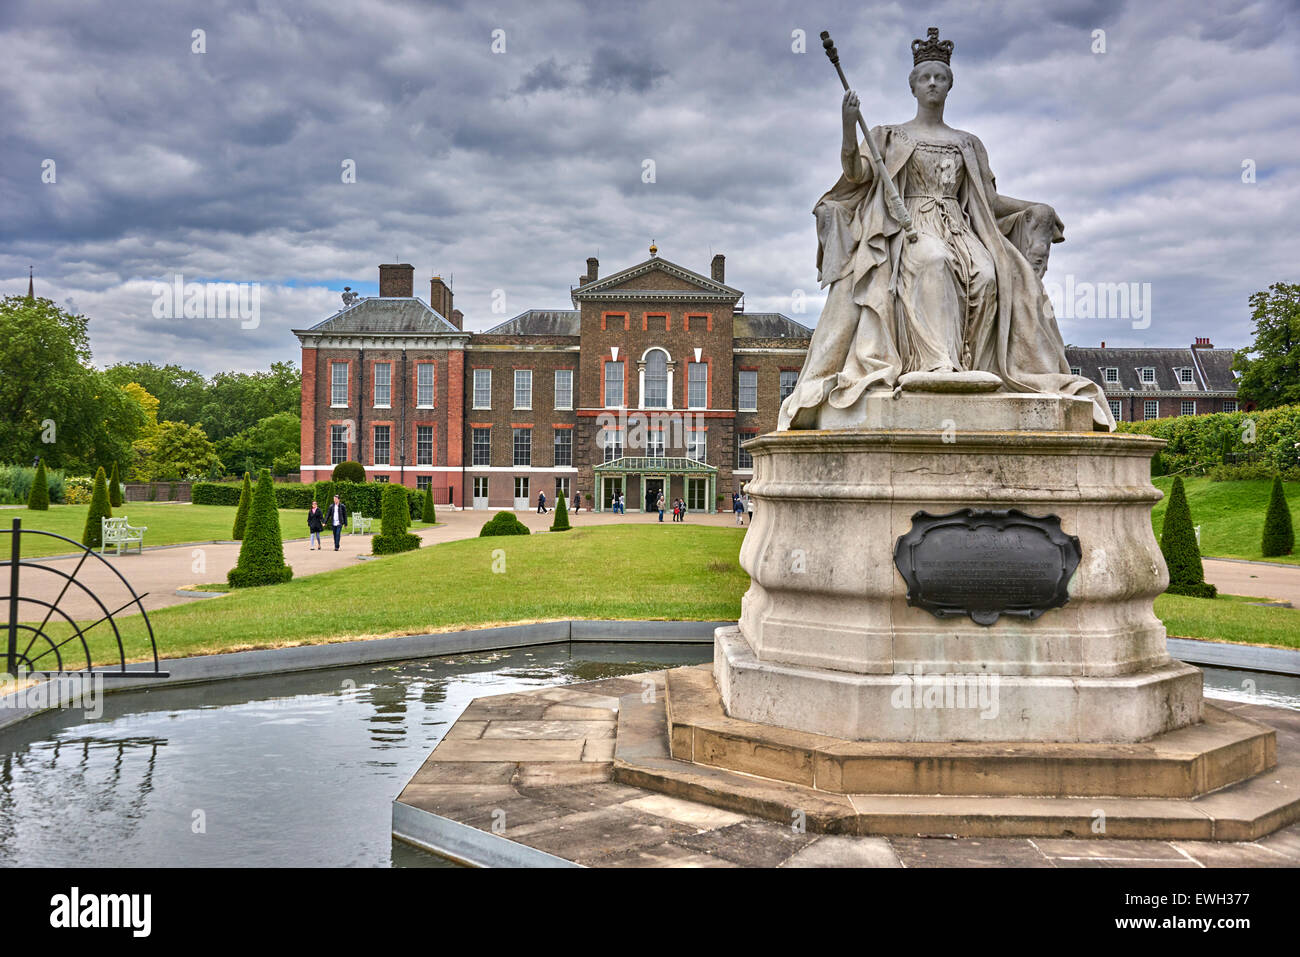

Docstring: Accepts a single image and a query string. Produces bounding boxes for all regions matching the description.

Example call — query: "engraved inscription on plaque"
[893,508,1081,626]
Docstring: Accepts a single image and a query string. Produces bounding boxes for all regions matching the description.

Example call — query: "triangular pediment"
[572,257,741,304]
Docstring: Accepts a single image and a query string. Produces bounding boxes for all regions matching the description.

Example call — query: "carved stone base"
[725,413,1199,742]
[716,627,1203,742]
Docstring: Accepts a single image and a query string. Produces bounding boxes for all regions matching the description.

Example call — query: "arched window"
[644,349,669,408]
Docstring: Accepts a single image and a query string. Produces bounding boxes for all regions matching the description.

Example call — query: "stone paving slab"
[392,670,1300,867]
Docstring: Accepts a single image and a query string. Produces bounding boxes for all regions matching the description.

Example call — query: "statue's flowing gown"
[778,125,1115,432]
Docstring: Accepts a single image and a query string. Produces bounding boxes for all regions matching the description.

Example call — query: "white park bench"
[101,516,147,556]
[351,515,374,535]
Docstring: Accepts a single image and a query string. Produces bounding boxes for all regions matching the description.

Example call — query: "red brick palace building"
[293,250,812,512]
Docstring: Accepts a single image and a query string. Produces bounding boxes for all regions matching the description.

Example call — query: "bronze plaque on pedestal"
[893,508,1081,626]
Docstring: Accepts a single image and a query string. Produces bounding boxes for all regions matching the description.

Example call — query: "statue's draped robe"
[778,125,1116,432]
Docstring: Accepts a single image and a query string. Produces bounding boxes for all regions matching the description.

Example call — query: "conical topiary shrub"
[550,490,570,532]
[227,470,292,587]
[1261,474,1295,557]
[1160,475,1216,598]
[26,460,49,510]
[422,486,436,523]
[108,462,123,508]
[232,472,252,540]
[372,483,421,554]
[81,467,112,549]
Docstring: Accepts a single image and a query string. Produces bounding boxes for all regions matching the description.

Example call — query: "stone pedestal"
[716,392,1203,743]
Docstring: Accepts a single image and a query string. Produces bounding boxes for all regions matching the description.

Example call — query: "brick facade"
[296,255,813,511]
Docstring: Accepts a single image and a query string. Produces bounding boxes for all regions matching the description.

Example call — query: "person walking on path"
[745,493,754,525]
[307,500,324,550]
[657,492,665,523]
[537,490,548,514]
[328,495,348,551]
[572,491,581,513]
[733,492,744,525]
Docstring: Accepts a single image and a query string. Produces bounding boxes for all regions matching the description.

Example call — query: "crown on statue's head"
[912,27,953,66]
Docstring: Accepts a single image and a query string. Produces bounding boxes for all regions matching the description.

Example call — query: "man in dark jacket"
[328,495,348,551]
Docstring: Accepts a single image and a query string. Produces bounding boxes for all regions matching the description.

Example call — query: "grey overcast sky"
[1,0,1297,375]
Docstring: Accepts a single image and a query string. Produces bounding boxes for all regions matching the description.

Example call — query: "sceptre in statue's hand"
[822,30,917,243]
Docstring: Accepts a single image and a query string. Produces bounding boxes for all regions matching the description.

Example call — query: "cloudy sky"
[2,0,1297,375]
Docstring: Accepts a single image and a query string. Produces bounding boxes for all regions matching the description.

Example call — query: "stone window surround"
[514,368,533,410]
[371,360,393,409]
[330,360,351,408]
[638,346,674,411]
[554,368,574,410]
[472,367,492,410]
[737,368,759,412]
[415,362,436,409]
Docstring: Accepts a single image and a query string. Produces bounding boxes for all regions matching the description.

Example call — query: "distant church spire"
[27,266,34,299]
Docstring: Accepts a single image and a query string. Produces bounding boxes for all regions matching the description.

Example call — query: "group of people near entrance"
[536,490,584,514]
[732,492,753,526]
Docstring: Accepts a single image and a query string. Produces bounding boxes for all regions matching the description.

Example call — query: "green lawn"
[1,503,314,558]
[1151,476,1300,564]
[1155,592,1300,649]
[38,525,750,667]
[1,503,434,559]
[26,520,1300,673]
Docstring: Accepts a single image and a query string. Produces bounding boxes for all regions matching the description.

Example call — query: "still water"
[0,643,711,868]
[0,646,1293,868]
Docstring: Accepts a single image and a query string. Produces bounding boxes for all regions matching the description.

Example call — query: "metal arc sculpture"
[2,518,168,678]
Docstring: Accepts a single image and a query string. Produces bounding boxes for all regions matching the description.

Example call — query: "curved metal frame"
[2,519,167,678]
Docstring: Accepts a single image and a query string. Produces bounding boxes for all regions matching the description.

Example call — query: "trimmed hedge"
[81,467,112,549]
[1119,403,1300,476]
[194,479,423,519]
[26,461,49,510]
[232,472,252,540]
[108,462,123,508]
[1160,476,1217,598]
[228,470,293,587]
[422,486,436,523]
[332,460,365,483]
[1261,474,1295,557]
[372,483,421,555]
[480,511,530,537]
[0,464,65,504]
[550,491,570,532]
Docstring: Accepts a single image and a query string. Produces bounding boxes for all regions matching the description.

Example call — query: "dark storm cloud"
[0,0,1297,374]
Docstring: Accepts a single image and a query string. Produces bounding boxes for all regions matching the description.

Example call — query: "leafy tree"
[227,470,292,587]
[0,296,147,471]
[232,472,253,540]
[103,362,208,426]
[371,483,420,554]
[1160,476,1217,598]
[550,490,570,531]
[26,460,49,510]
[81,467,112,549]
[1261,474,1295,557]
[421,486,436,523]
[217,411,300,477]
[332,460,365,483]
[135,420,222,480]
[108,461,123,507]
[1234,282,1300,409]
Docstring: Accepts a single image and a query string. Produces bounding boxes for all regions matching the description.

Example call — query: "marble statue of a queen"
[779,28,1115,432]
